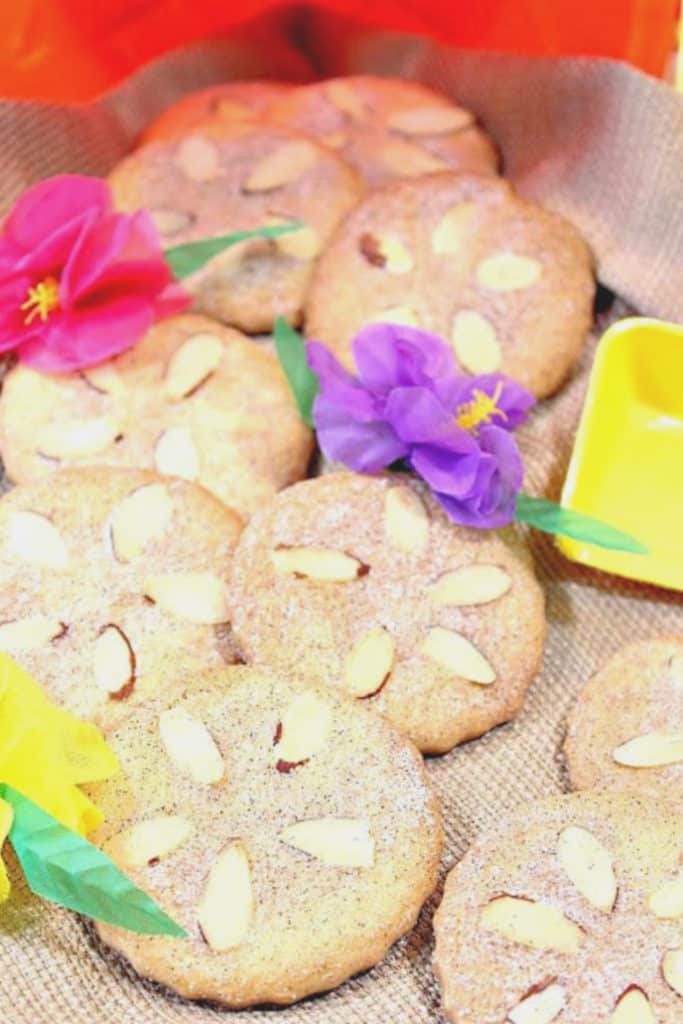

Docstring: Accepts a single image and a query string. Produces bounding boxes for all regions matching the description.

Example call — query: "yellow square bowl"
[559,317,683,590]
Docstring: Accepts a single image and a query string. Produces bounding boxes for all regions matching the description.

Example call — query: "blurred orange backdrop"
[0,0,678,102]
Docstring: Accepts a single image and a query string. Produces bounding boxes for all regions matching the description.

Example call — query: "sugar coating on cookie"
[89,666,443,1006]
[434,790,683,1023]
[0,467,243,728]
[565,637,683,806]
[305,172,595,398]
[230,472,545,754]
[109,122,363,333]
[268,75,498,186]
[0,314,313,520]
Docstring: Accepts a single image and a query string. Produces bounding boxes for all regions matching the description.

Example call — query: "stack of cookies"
[2,75,677,1022]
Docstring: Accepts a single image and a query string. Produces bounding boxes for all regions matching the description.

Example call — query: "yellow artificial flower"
[0,654,118,899]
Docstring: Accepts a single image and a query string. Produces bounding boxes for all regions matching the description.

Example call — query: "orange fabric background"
[0,0,678,102]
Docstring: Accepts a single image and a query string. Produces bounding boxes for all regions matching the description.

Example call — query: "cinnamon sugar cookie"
[565,637,683,806]
[109,123,363,332]
[0,314,313,519]
[88,666,442,1006]
[0,468,242,728]
[434,791,683,1023]
[305,172,595,398]
[269,75,498,186]
[229,472,545,754]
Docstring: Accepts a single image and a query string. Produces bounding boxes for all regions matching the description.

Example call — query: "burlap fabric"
[0,12,682,1022]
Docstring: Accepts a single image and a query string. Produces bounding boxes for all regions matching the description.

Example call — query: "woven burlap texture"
[0,15,682,1024]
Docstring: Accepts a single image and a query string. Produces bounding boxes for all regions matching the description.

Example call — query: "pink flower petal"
[4,176,111,252]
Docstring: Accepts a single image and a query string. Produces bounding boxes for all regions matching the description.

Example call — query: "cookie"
[306,172,595,398]
[140,80,295,144]
[434,790,683,1023]
[268,75,498,186]
[0,314,313,520]
[109,122,363,333]
[565,637,683,807]
[0,467,243,728]
[229,472,545,754]
[88,665,442,1006]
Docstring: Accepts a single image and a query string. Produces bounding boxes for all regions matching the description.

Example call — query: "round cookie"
[140,80,295,144]
[434,791,683,1023]
[109,122,363,333]
[268,75,498,186]
[229,472,546,754]
[565,637,683,806]
[0,467,243,728]
[88,666,443,1006]
[0,314,313,520]
[305,172,595,398]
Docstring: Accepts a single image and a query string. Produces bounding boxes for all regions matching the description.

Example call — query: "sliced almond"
[159,707,225,784]
[0,615,65,652]
[271,546,365,582]
[360,232,413,274]
[324,80,369,120]
[451,310,502,374]
[144,572,228,625]
[481,896,583,954]
[37,416,122,459]
[150,208,193,237]
[477,253,542,292]
[154,426,200,481]
[507,983,566,1024]
[384,486,430,554]
[81,364,124,396]
[104,815,192,867]
[368,305,421,327]
[7,511,68,570]
[387,105,474,135]
[275,692,333,764]
[343,627,395,698]
[648,874,683,918]
[197,841,253,950]
[431,565,512,607]
[557,826,617,912]
[662,948,683,997]
[266,215,319,260]
[278,818,374,867]
[611,987,656,1023]
[379,138,451,177]
[110,483,173,563]
[612,732,683,768]
[431,202,478,255]
[175,136,219,182]
[93,625,135,698]
[165,333,224,400]
[320,131,347,149]
[421,627,495,684]
[244,140,318,192]
[214,98,251,118]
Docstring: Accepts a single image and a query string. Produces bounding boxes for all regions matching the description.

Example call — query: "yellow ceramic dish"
[559,317,683,590]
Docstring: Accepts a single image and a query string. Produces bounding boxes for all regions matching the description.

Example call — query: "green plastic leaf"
[515,493,648,554]
[273,316,319,427]
[164,223,302,279]
[2,784,186,937]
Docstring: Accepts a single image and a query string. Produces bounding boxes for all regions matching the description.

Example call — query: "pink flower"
[0,175,190,372]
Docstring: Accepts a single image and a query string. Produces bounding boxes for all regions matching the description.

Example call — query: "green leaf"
[273,316,319,427]
[2,785,186,937]
[164,223,302,279]
[515,493,648,554]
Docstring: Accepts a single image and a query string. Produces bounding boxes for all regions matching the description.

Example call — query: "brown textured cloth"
[1,13,682,1023]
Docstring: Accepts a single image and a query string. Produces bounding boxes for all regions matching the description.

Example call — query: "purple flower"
[307,323,535,528]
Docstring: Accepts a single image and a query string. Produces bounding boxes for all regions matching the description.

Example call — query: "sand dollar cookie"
[305,172,595,398]
[0,314,313,520]
[565,637,683,806]
[230,472,545,754]
[268,75,498,186]
[434,791,683,1023]
[109,122,363,333]
[88,666,442,1006]
[140,80,295,144]
[0,467,242,727]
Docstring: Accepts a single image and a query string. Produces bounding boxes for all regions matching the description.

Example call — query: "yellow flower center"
[20,276,60,325]
[456,381,507,434]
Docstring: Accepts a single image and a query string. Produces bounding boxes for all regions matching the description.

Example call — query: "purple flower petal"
[352,323,459,405]
[453,373,536,433]
[383,387,466,444]
[313,395,408,472]
[410,445,481,498]
[307,341,378,421]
